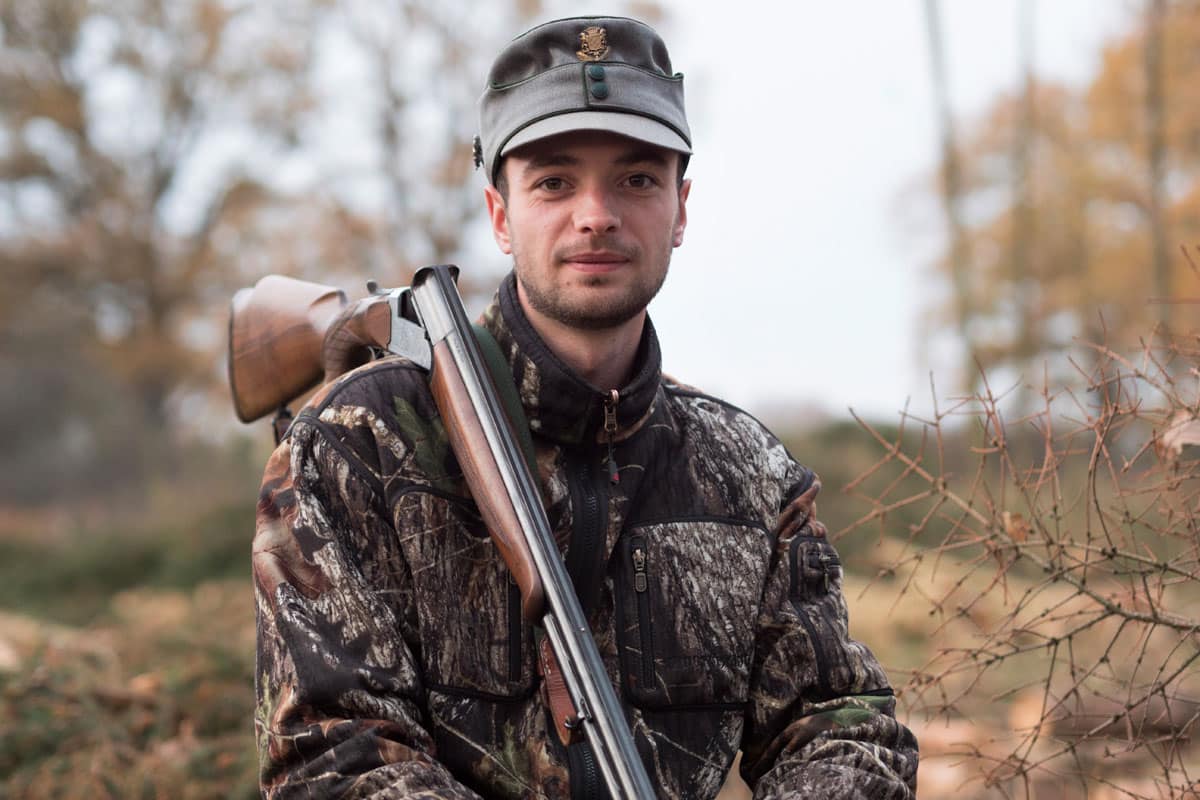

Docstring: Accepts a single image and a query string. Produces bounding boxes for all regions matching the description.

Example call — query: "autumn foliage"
[926,3,1200,391]
[0,0,546,503]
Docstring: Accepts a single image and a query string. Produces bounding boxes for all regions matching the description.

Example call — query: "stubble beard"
[512,231,675,332]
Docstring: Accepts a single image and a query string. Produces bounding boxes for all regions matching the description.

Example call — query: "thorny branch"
[847,334,1200,798]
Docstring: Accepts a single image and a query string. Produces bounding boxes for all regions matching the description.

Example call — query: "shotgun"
[228,265,655,799]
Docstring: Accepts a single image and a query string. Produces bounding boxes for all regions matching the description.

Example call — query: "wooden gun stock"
[228,275,392,423]
[228,275,347,423]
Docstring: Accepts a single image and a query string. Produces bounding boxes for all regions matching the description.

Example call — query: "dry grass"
[0,580,258,799]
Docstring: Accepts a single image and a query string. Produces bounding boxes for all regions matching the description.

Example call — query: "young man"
[254,16,919,799]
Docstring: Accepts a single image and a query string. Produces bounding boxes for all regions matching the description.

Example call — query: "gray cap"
[475,16,691,185]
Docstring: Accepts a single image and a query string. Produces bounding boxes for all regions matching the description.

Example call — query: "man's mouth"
[559,250,632,272]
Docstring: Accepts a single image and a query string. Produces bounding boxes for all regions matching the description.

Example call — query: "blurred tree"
[303,0,548,286]
[922,0,973,384]
[1144,0,1169,331]
[294,0,665,285]
[0,0,315,427]
[925,2,1200,391]
[0,0,565,504]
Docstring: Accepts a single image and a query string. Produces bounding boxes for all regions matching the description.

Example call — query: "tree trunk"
[923,0,974,390]
[1145,0,1170,333]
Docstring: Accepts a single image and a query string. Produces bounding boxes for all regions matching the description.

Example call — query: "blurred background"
[2,0,1199,797]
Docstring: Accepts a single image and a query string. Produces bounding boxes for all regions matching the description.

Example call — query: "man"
[254,16,919,799]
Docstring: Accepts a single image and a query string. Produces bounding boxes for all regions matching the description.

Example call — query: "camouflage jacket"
[253,273,919,799]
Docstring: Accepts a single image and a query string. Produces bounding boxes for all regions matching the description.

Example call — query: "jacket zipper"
[577,743,604,800]
[562,426,613,800]
[629,535,655,686]
[811,549,841,593]
[602,389,619,484]
[563,452,608,617]
[795,611,834,700]
[568,739,609,800]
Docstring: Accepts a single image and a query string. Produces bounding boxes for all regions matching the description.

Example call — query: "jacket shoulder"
[660,376,814,497]
[662,375,784,450]
[283,356,452,495]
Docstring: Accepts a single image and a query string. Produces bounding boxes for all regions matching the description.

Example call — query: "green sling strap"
[471,324,539,479]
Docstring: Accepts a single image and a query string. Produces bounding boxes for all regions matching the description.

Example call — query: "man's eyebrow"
[615,149,670,168]
[522,153,580,171]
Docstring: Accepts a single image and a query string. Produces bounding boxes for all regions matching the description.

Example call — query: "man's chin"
[555,309,646,332]
[531,292,650,332]
[576,273,621,288]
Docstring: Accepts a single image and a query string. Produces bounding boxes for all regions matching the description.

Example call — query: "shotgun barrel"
[406,265,654,799]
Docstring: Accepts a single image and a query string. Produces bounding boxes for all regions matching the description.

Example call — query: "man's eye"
[537,177,566,191]
[626,173,658,189]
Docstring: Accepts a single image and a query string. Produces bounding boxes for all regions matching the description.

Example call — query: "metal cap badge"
[476,16,691,185]
[576,26,610,61]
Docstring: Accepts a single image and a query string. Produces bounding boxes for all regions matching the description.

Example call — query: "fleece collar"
[479,272,662,447]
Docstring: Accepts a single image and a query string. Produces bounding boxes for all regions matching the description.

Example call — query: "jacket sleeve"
[739,468,919,799]
[253,418,481,799]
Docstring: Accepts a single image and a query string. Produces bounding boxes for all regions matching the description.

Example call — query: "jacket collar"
[481,272,662,447]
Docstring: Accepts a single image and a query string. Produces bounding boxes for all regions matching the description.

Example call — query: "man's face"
[485,130,690,331]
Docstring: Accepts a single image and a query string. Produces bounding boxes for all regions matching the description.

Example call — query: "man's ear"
[484,183,512,255]
[673,178,691,248]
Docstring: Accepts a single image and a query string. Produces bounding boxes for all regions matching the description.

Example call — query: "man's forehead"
[509,131,672,170]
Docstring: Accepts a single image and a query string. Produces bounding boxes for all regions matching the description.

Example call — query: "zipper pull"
[820,553,839,592]
[603,389,619,484]
[632,546,648,593]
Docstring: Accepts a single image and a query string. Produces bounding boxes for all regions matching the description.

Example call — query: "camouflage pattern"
[253,273,919,798]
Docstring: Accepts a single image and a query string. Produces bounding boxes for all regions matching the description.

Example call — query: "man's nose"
[573,186,621,235]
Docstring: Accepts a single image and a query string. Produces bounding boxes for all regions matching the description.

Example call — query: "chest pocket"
[393,488,533,698]
[614,520,772,709]
[790,535,843,601]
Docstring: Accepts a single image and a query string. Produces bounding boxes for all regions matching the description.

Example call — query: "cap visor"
[502,111,691,157]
